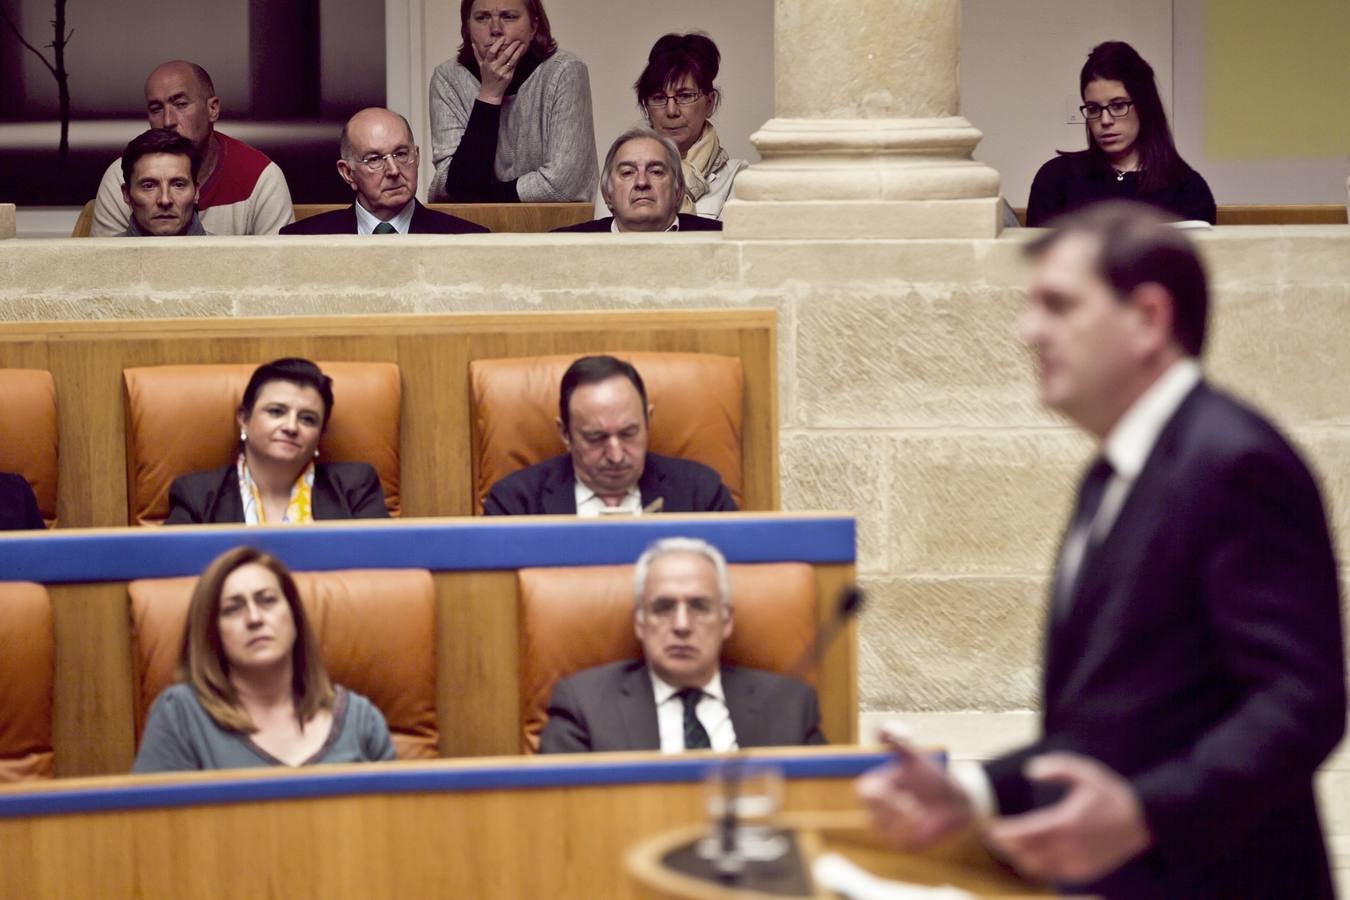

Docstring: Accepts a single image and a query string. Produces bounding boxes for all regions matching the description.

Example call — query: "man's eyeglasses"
[644,90,704,109]
[642,596,721,623]
[1079,100,1133,120]
[353,148,416,172]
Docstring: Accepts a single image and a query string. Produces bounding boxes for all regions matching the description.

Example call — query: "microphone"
[787,584,865,682]
[713,584,865,882]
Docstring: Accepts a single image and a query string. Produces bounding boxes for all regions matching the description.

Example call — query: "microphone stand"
[710,585,865,884]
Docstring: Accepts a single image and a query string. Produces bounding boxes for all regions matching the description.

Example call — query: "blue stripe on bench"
[0,515,855,582]
[0,751,898,818]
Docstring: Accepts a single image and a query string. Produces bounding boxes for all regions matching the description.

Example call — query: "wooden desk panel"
[0,749,887,900]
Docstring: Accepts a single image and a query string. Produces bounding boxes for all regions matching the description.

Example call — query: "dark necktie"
[678,687,712,750]
[1051,456,1115,618]
[373,222,397,234]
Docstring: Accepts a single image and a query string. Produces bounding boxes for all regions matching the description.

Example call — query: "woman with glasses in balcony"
[1026,41,1215,226]
[629,32,747,221]
[429,0,597,204]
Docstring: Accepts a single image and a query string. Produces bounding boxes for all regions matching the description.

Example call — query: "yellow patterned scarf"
[237,456,316,525]
[679,122,727,214]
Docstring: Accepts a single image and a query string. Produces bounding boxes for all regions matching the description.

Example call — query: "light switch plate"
[1066,95,1084,124]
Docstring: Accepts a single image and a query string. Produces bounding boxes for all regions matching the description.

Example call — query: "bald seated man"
[92,60,293,236]
[283,108,487,235]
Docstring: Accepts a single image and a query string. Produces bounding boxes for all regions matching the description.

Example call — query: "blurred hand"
[856,737,974,849]
[984,753,1151,884]
[474,38,526,103]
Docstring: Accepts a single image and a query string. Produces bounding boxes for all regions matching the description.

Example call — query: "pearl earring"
[239,429,246,442]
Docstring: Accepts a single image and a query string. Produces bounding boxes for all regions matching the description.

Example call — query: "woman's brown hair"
[455,0,557,69]
[178,546,334,733]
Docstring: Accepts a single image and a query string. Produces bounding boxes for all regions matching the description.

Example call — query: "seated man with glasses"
[282,108,488,235]
[539,537,826,753]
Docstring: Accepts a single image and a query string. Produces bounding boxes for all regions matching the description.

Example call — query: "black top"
[0,472,44,530]
[443,51,544,203]
[280,200,488,235]
[164,462,390,525]
[1026,152,1216,226]
[551,214,724,234]
[482,452,736,515]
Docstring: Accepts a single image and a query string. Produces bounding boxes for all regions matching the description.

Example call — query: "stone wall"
[2,224,1348,881]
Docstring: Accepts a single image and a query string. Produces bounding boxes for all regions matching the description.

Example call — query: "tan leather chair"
[470,352,745,514]
[0,582,55,780]
[123,362,402,525]
[128,568,439,760]
[517,562,817,753]
[0,369,58,527]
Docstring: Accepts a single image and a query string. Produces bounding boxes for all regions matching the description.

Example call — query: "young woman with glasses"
[1026,41,1215,226]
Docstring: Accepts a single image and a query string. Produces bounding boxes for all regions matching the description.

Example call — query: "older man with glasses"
[538,537,826,754]
[282,107,488,235]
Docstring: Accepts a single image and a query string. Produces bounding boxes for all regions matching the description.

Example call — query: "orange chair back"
[0,369,58,526]
[517,562,817,753]
[470,352,744,514]
[0,582,55,780]
[122,362,402,525]
[128,568,439,760]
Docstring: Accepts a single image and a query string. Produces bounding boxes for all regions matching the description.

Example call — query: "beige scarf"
[680,123,729,214]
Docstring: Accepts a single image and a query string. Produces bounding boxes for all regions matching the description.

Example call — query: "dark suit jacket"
[985,382,1344,899]
[0,472,44,530]
[551,213,723,233]
[279,200,489,235]
[482,452,736,516]
[539,660,826,753]
[164,462,390,524]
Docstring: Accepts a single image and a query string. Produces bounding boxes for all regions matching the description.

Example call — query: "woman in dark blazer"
[165,358,388,525]
[1026,41,1215,226]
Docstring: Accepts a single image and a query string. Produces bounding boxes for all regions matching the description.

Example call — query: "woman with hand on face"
[164,357,388,525]
[133,547,395,772]
[429,0,598,203]
[1026,41,1215,226]
[629,32,746,221]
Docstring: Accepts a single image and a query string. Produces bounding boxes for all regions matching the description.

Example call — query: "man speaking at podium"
[539,537,826,753]
[859,202,1345,898]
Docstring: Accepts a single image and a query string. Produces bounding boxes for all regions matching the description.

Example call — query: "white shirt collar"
[573,480,642,517]
[1101,358,1202,480]
[353,198,416,235]
[650,668,725,706]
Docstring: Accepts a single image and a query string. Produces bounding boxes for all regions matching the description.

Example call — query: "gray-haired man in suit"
[539,537,825,753]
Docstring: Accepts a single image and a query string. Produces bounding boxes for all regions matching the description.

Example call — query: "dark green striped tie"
[679,687,711,750]
[373,222,397,234]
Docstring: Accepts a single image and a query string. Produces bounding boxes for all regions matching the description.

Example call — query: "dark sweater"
[1026,152,1216,226]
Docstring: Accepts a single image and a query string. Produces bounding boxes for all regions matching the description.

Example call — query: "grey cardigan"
[428,49,598,202]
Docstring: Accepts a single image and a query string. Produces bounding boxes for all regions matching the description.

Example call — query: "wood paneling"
[70,201,597,236]
[0,310,779,526]
[0,750,879,899]
[1012,203,1348,227]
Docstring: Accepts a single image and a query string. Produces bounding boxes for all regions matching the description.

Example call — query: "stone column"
[724,0,1002,239]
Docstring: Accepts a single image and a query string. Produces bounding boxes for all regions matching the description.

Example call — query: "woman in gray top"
[429,0,598,203]
[133,547,395,772]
